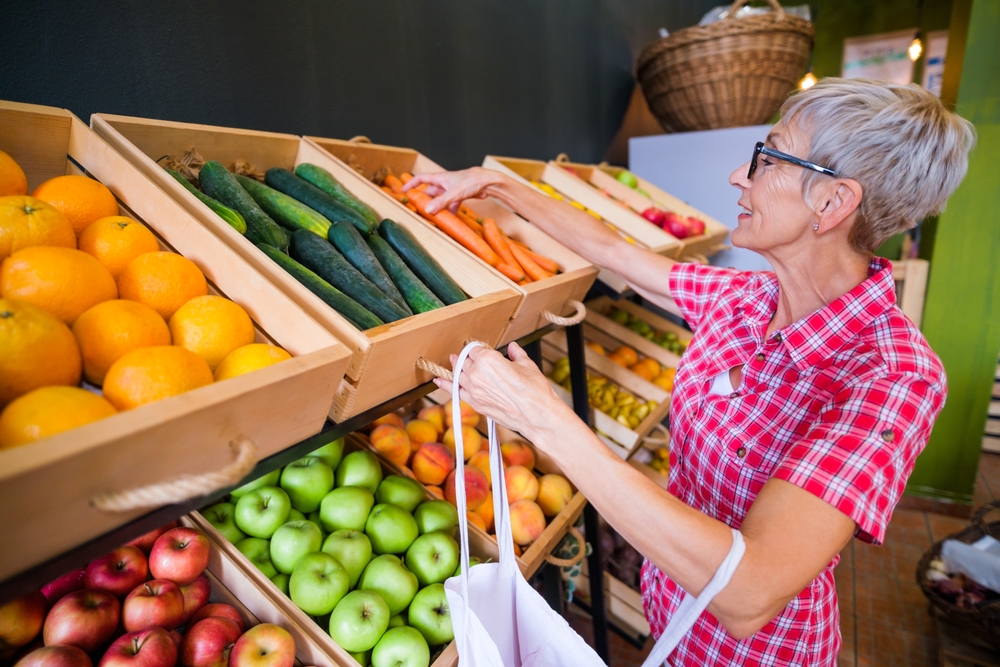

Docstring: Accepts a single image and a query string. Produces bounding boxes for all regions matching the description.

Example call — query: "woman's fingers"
[404,168,496,215]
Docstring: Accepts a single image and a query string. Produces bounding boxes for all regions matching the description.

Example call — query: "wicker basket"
[916,500,1000,649]
[636,0,814,133]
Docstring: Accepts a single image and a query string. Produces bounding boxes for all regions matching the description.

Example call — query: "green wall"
[906,0,1000,503]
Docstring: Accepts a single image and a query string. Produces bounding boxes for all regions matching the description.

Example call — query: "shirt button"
[881,429,895,442]
[729,391,740,399]
[773,333,783,343]
[736,447,747,458]
[755,353,765,362]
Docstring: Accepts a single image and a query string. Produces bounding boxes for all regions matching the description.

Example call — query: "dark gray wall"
[0,0,718,169]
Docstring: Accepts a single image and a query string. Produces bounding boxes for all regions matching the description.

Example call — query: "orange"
[0,386,117,449]
[79,216,160,278]
[0,150,27,197]
[102,345,213,410]
[72,300,171,385]
[639,358,661,377]
[0,246,117,324]
[0,195,76,261]
[169,295,256,371]
[214,343,291,381]
[0,299,82,406]
[629,362,654,382]
[117,251,207,320]
[585,341,606,356]
[613,346,639,367]
[31,175,119,237]
[606,353,629,368]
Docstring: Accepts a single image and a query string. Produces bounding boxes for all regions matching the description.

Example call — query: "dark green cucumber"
[256,243,383,330]
[378,219,467,305]
[289,230,410,324]
[366,235,444,314]
[264,168,373,236]
[235,174,331,238]
[166,169,247,234]
[294,163,380,231]
[328,220,410,314]
[199,162,288,251]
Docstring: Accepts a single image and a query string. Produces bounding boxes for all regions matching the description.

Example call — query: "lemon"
[214,343,291,381]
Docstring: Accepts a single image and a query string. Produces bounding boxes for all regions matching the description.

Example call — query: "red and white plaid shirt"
[640,258,946,666]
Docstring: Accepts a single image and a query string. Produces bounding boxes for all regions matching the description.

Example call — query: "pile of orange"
[589,342,676,392]
[0,150,291,450]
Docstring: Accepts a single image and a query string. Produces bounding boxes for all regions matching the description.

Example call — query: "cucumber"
[366,235,444,314]
[289,230,410,324]
[378,219,467,305]
[166,169,247,234]
[235,174,331,238]
[328,220,410,314]
[294,163,381,231]
[256,243,383,330]
[265,168,373,236]
[199,162,288,252]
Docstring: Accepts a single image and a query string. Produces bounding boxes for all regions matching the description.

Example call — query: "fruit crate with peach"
[189,433,499,667]
[585,295,691,365]
[302,136,599,345]
[351,393,587,579]
[91,115,524,422]
[0,101,352,583]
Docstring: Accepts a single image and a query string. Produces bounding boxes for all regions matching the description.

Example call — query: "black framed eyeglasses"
[748,142,839,179]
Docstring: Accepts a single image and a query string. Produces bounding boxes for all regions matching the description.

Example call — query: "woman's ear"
[814,178,863,233]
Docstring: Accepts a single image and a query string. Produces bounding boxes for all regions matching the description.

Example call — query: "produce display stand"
[586,295,692,369]
[0,101,353,584]
[303,136,600,345]
[90,115,521,421]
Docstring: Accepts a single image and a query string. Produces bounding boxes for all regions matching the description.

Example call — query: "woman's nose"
[730,162,752,190]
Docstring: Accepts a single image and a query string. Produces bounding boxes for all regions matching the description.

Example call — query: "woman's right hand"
[403,167,504,216]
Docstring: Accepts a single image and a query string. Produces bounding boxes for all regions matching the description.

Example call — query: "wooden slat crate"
[570,562,651,641]
[304,137,599,345]
[585,296,691,366]
[91,115,521,422]
[0,101,352,582]
[892,259,929,329]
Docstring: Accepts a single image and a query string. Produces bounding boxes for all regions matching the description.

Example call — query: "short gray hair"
[781,78,976,253]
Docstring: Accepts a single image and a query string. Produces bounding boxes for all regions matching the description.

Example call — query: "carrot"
[482,218,518,268]
[454,209,484,236]
[405,189,500,266]
[508,237,560,274]
[495,262,526,283]
[459,205,483,223]
[384,174,405,193]
[400,173,413,183]
[509,242,553,281]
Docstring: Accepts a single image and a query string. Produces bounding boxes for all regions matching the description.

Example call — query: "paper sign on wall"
[922,30,949,97]
[842,29,917,84]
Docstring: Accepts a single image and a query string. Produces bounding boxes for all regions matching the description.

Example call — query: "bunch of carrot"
[380,173,559,285]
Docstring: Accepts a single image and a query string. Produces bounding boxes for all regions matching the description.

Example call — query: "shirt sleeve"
[771,372,946,545]
[668,262,745,330]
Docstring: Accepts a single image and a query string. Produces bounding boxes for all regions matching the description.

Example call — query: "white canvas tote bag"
[443,343,747,667]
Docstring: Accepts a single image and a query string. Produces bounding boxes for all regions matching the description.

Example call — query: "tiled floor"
[568,452,1000,666]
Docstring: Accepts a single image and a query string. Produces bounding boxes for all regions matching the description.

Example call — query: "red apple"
[640,207,666,226]
[228,624,294,667]
[180,618,241,667]
[41,569,87,607]
[0,591,46,653]
[149,529,209,587]
[99,627,177,667]
[126,522,179,555]
[168,632,183,650]
[188,605,244,635]
[43,590,120,654]
[178,575,211,626]
[662,212,691,239]
[686,216,705,236]
[15,645,92,667]
[122,580,184,633]
[86,547,149,599]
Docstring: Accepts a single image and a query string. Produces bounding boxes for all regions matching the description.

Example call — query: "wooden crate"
[585,296,691,368]
[892,259,929,329]
[570,563,651,641]
[304,137,599,345]
[0,101,352,582]
[91,115,521,422]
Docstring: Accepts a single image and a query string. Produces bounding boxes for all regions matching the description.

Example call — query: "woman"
[405,79,975,665]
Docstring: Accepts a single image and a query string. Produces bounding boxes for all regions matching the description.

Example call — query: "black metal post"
[522,338,543,370]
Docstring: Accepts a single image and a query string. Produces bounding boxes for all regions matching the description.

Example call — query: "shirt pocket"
[717,433,787,518]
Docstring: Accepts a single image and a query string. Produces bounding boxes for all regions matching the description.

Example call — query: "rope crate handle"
[541,299,586,327]
[90,436,258,513]
[544,526,587,567]
[641,423,671,448]
[554,153,571,164]
[348,136,373,144]
[415,339,491,382]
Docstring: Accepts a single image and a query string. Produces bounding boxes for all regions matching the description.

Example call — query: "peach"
[399,465,417,480]
[405,419,439,445]
[474,492,495,533]
[536,474,573,517]
[509,499,546,545]
[371,412,404,430]
[467,451,492,485]
[411,442,455,486]
[513,542,522,557]
[444,399,479,429]
[443,426,482,461]
[504,465,539,503]
[467,512,486,531]
[500,440,536,470]
[370,424,411,468]
[417,405,445,435]
[444,467,489,511]
[426,485,444,499]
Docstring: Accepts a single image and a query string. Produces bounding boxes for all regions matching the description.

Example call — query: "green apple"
[453,555,483,577]
[234,486,291,538]
[413,500,458,536]
[271,572,289,595]
[281,456,334,513]
[375,476,426,513]
[320,486,374,532]
[229,470,281,499]
[202,502,246,544]
[270,520,323,574]
[335,450,383,493]
[288,508,306,522]
[616,169,638,189]
[322,529,372,588]
[289,551,350,616]
[408,584,453,645]
[365,504,419,555]
[309,437,345,470]
[359,555,418,616]
[371,626,429,667]
[348,650,370,667]
[329,590,390,653]
[387,614,406,629]
[235,537,278,578]
[405,531,459,586]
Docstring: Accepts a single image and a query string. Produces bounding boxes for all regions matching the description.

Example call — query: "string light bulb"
[799,71,817,91]
[908,38,923,61]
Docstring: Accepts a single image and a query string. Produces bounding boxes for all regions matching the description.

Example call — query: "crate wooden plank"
[570,565,651,639]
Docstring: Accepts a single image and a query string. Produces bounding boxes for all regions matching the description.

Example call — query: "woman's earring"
[813,223,820,231]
